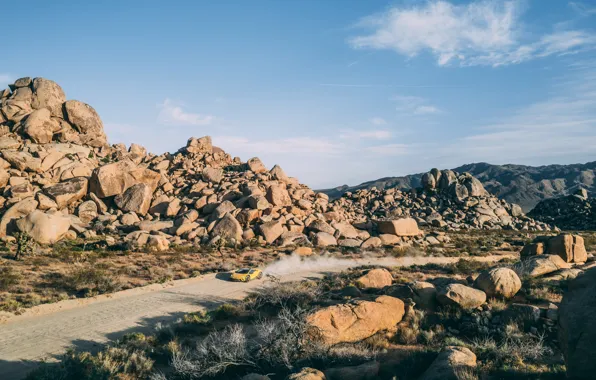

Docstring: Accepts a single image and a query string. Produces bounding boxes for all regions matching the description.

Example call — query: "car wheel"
[244,275,250,282]
[257,272,263,279]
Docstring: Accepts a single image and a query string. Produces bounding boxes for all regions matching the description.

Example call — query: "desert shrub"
[244,278,323,313]
[63,265,121,296]
[211,303,243,320]
[0,265,22,290]
[26,346,154,380]
[394,310,425,345]
[14,231,35,260]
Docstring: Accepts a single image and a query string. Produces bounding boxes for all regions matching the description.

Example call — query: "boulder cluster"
[331,168,550,231]
[0,77,433,251]
[528,188,595,230]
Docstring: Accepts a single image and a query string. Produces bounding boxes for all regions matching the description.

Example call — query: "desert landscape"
[1,1,596,380]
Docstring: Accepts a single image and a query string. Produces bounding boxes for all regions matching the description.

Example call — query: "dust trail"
[262,253,421,276]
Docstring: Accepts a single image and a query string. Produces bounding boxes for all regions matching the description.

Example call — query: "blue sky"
[2,0,596,188]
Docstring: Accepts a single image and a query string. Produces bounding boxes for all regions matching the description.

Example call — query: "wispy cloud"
[393,95,441,115]
[370,117,387,125]
[158,98,215,126]
[340,129,391,140]
[213,136,343,155]
[365,143,410,156]
[349,0,596,67]
[569,1,596,16]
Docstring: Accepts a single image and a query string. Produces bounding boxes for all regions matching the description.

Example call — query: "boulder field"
[0,77,550,250]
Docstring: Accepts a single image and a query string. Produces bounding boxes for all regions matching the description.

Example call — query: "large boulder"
[63,100,108,147]
[355,268,393,289]
[114,183,153,216]
[1,150,41,172]
[247,157,267,173]
[44,177,88,209]
[287,367,325,380]
[23,108,60,143]
[313,232,337,247]
[474,267,521,299]
[514,255,571,278]
[266,184,292,207]
[16,210,71,244]
[419,346,477,380]
[376,218,420,236]
[90,160,160,198]
[0,198,39,236]
[31,77,66,117]
[559,267,596,379]
[437,284,486,309]
[258,220,283,244]
[186,136,212,154]
[547,234,587,263]
[211,213,242,241]
[201,167,223,183]
[410,281,438,310]
[306,296,404,345]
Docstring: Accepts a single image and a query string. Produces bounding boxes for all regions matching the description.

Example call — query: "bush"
[0,266,22,291]
[62,265,121,296]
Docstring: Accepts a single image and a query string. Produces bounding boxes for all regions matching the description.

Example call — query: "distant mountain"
[320,161,596,212]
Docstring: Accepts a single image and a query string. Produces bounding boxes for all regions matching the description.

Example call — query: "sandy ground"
[0,254,511,379]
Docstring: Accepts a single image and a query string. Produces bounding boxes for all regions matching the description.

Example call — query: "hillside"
[321,162,596,212]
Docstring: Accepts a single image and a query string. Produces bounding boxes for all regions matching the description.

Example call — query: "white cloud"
[349,0,596,67]
[158,98,215,126]
[213,136,344,155]
[370,117,387,125]
[365,143,410,156]
[340,129,391,140]
[569,1,596,16]
[393,95,441,115]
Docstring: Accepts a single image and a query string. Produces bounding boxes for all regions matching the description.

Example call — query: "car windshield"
[249,269,256,274]
[236,269,250,274]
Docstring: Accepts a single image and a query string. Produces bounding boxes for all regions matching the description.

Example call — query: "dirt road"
[0,254,510,379]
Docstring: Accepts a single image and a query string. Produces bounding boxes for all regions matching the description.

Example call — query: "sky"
[1,0,596,189]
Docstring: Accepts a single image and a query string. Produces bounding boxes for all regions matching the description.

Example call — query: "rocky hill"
[0,77,550,252]
[321,162,596,212]
[528,189,595,230]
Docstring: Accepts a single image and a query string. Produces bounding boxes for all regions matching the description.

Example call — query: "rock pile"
[521,233,587,264]
[0,77,430,250]
[329,168,550,231]
[528,188,595,230]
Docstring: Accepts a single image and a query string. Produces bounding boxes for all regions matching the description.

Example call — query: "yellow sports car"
[230,268,263,282]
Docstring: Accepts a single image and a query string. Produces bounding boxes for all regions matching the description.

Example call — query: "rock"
[146,234,170,252]
[504,303,541,326]
[437,284,486,309]
[247,157,267,173]
[1,150,41,172]
[313,232,337,247]
[333,222,359,239]
[270,164,289,182]
[410,281,437,310]
[306,296,405,345]
[338,239,360,248]
[138,220,173,232]
[90,160,160,198]
[547,234,587,263]
[211,213,242,241]
[258,220,283,244]
[308,220,335,235]
[376,218,420,236]
[521,242,544,257]
[287,367,325,380]
[121,212,140,225]
[379,234,401,245]
[559,267,596,379]
[212,200,236,220]
[63,100,108,146]
[16,210,71,244]
[0,198,39,236]
[419,346,477,380]
[474,267,521,299]
[186,136,212,154]
[77,200,98,223]
[514,255,571,278]
[114,183,153,216]
[355,268,393,289]
[201,167,223,183]
[44,177,88,209]
[266,184,292,207]
[325,361,380,380]
[23,108,60,143]
[31,77,66,117]
[360,236,382,248]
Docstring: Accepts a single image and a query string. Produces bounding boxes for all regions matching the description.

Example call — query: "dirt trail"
[0,254,511,379]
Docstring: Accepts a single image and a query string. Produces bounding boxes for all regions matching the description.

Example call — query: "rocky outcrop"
[521,234,587,263]
[15,210,71,244]
[559,267,596,379]
[306,296,405,345]
[473,267,521,299]
[514,255,571,278]
[528,190,595,230]
[437,284,486,309]
[329,168,549,232]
